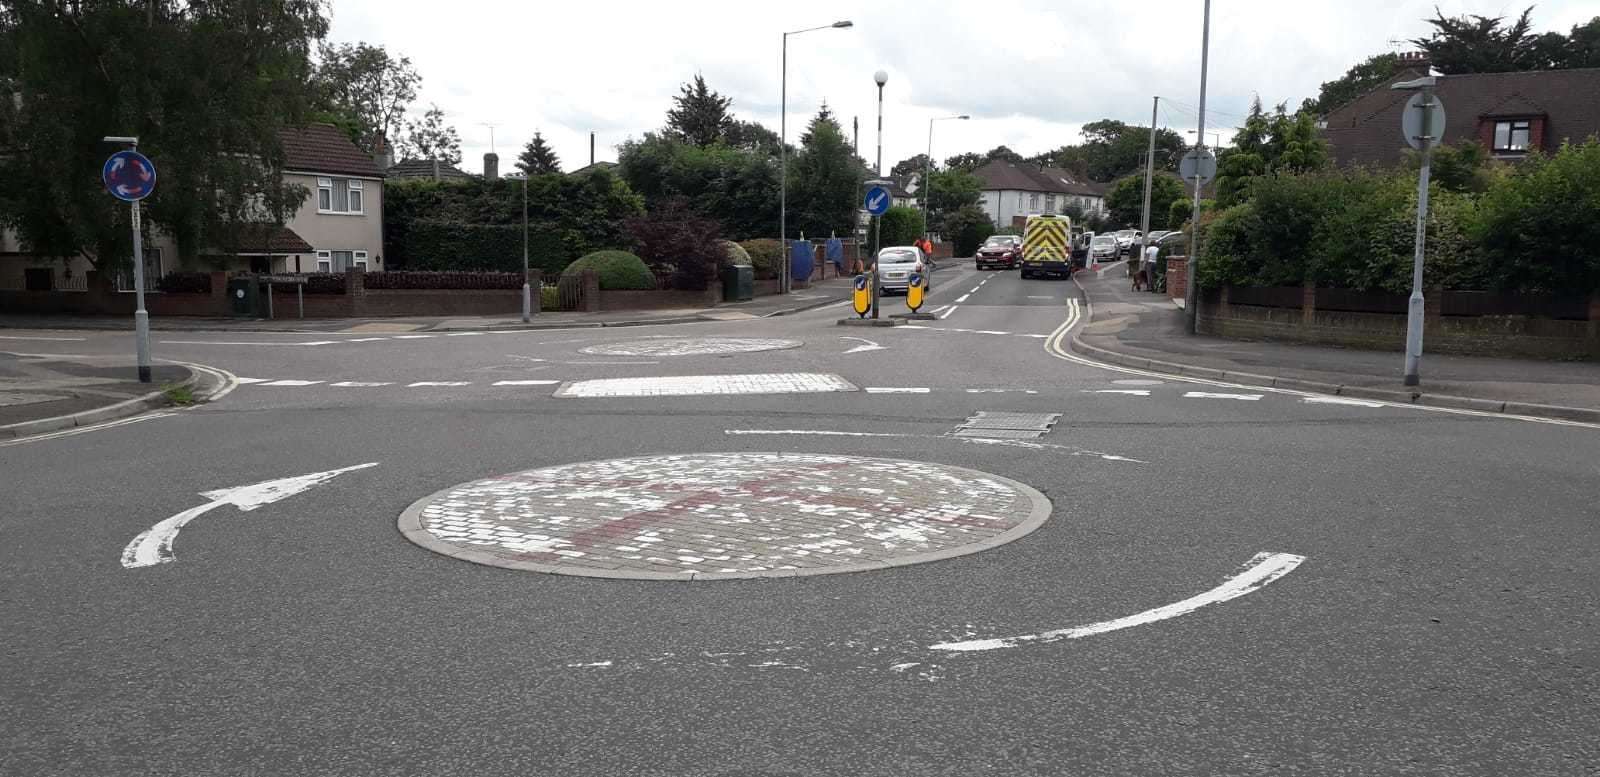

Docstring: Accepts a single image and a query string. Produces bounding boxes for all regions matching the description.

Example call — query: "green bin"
[721,265,754,302]
[227,277,260,316]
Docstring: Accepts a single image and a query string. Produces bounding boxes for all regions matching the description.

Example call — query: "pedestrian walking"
[1139,242,1159,292]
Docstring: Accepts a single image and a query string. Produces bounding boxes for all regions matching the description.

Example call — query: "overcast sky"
[327,0,1597,174]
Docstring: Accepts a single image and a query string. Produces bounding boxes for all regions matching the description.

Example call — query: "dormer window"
[1492,120,1531,153]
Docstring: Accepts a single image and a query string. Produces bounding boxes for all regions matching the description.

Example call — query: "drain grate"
[950,410,1062,440]
[951,428,1048,440]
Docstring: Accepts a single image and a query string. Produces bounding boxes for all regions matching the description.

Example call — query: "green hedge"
[563,250,656,290]
[718,239,752,267]
[740,238,782,279]
[878,205,922,248]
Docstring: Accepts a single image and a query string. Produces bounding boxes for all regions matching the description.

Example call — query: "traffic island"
[837,317,902,327]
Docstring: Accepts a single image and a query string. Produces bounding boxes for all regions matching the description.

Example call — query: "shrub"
[562,250,656,290]
[624,199,723,290]
[363,271,525,290]
[301,273,346,294]
[877,205,922,248]
[1472,138,1600,294]
[740,238,782,279]
[156,271,211,294]
[717,239,752,268]
[539,284,561,310]
[942,204,996,257]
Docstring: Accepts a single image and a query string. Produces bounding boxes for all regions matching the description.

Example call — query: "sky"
[326,0,1598,174]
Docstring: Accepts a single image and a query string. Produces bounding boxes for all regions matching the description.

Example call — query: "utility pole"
[1186,0,1211,334]
[521,173,531,323]
[780,20,854,295]
[1138,96,1159,278]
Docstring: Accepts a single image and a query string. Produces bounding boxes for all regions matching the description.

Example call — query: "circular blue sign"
[863,185,891,217]
[103,150,157,202]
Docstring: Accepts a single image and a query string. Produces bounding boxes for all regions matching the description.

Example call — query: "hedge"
[739,238,782,279]
[563,250,656,290]
[719,239,752,267]
[362,271,525,290]
[156,271,211,294]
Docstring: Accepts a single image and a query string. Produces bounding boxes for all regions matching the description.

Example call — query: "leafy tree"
[312,42,420,154]
[400,104,461,165]
[788,107,860,239]
[1104,174,1187,230]
[516,132,562,175]
[725,120,782,154]
[943,152,985,172]
[943,205,996,256]
[985,145,1025,164]
[616,132,778,241]
[891,153,933,181]
[927,169,982,234]
[666,74,732,147]
[0,0,328,268]
[625,198,723,290]
[1568,17,1600,68]
[878,206,922,247]
[1413,6,1543,74]
[1407,141,1494,194]
[1312,53,1402,115]
[1273,110,1329,174]
[1473,139,1600,293]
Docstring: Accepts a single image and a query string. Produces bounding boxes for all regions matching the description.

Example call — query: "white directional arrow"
[840,336,886,355]
[120,462,378,569]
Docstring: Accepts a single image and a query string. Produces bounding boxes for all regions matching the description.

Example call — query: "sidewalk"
[0,276,859,334]
[0,353,193,438]
[1071,263,1600,422]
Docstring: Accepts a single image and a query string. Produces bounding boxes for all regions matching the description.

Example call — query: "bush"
[1472,138,1600,294]
[301,273,346,294]
[539,284,561,310]
[363,271,525,290]
[562,250,656,290]
[877,206,922,248]
[942,204,996,257]
[624,200,723,290]
[740,238,782,279]
[718,239,752,268]
[156,271,211,294]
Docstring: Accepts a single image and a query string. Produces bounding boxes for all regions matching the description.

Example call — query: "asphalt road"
[3,265,1598,776]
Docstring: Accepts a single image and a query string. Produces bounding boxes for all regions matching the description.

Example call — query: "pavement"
[3,261,1598,775]
[0,274,861,333]
[0,352,190,435]
[1073,261,1600,420]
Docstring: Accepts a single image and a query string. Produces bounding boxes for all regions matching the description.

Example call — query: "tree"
[944,152,985,172]
[516,132,562,175]
[725,120,782,154]
[1568,17,1600,68]
[788,107,859,239]
[625,198,723,290]
[312,42,420,153]
[1104,174,1187,231]
[1312,53,1402,115]
[985,145,1025,164]
[666,74,732,147]
[616,132,779,241]
[1413,6,1543,74]
[1406,141,1494,194]
[878,206,922,247]
[0,0,328,268]
[891,154,933,181]
[943,205,996,257]
[928,169,982,234]
[400,105,461,165]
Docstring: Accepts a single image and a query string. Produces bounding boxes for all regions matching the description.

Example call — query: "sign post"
[1396,82,1445,387]
[102,141,157,383]
[863,180,891,320]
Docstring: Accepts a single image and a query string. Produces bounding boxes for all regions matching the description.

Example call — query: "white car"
[875,246,927,294]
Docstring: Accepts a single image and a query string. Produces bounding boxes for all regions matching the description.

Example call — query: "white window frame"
[317,177,333,212]
[316,250,332,273]
[353,251,369,269]
[347,179,364,215]
[316,177,367,215]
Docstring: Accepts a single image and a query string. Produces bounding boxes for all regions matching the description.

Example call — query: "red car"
[976,235,1022,270]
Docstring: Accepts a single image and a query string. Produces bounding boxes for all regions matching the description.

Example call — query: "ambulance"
[1020,213,1073,279]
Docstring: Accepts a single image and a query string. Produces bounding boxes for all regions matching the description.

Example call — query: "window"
[316,250,331,273]
[1492,120,1531,153]
[1029,193,1040,211]
[116,248,162,292]
[1045,194,1056,212]
[317,177,366,214]
[353,251,369,269]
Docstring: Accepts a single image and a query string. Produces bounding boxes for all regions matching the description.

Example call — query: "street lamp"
[1186,0,1212,334]
[924,114,969,238]
[780,19,853,295]
[521,172,531,322]
[1391,75,1441,386]
[1186,129,1222,147]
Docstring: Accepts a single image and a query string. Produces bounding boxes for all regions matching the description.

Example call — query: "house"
[887,178,918,209]
[1323,52,1600,167]
[971,160,1108,229]
[0,123,384,293]
[386,158,473,181]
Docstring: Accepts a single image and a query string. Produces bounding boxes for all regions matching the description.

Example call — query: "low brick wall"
[596,286,721,311]
[1,271,230,317]
[1198,285,1600,360]
[1166,257,1187,303]
[358,289,520,317]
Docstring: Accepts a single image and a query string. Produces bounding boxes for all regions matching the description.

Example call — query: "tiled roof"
[230,224,315,254]
[972,160,1107,197]
[279,124,383,178]
[388,158,473,180]
[1323,67,1600,167]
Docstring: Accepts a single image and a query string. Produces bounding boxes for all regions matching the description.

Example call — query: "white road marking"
[966,389,1039,394]
[1085,389,1151,396]
[1184,391,1263,401]
[408,381,471,387]
[940,305,959,319]
[725,429,905,438]
[121,462,379,569]
[723,429,1143,463]
[955,294,970,303]
[976,330,1010,335]
[1021,334,1051,338]
[864,387,930,394]
[259,379,322,386]
[160,340,321,346]
[345,337,391,342]
[493,379,561,386]
[331,381,393,387]
[1302,396,1386,407]
[0,335,87,341]
[235,377,270,384]
[392,334,435,339]
[929,552,1307,652]
[555,373,855,398]
[298,340,338,346]
[445,332,486,336]
[969,286,981,293]
[0,412,175,448]
[928,305,951,315]
[840,336,886,354]
[1026,296,1055,300]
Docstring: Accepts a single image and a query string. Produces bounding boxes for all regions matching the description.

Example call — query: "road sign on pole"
[863,185,891,217]
[1179,148,1217,184]
[103,145,157,383]
[1401,93,1446,151]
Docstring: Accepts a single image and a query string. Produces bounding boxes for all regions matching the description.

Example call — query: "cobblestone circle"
[398,452,1051,580]
[579,338,803,357]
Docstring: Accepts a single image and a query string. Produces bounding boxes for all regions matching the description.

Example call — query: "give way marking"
[839,336,886,354]
[120,462,378,569]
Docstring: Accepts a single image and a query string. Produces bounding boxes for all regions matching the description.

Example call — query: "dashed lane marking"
[0,335,87,341]
[259,379,322,386]
[408,381,472,387]
[554,373,856,398]
[955,294,970,303]
[864,387,930,394]
[1184,391,1263,401]
[493,379,560,386]
[332,381,393,387]
[1085,389,1151,396]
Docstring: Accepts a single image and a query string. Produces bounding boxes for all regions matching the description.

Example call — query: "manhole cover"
[580,338,802,357]
[398,453,1051,580]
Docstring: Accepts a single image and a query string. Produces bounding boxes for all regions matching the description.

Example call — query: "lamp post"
[924,114,969,238]
[521,172,531,323]
[1186,129,1222,147]
[102,135,152,383]
[780,20,853,295]
[1186,0,1211,334]
[1391,75,1442,387]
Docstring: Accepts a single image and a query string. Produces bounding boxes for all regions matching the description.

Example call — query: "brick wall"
[1166,257,1187,303]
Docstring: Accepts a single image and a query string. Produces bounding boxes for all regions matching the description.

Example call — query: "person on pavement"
[1142,242,1159,292]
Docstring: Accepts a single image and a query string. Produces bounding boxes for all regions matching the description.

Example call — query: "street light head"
[1391,76,1437,91]
[102,136,138,146]
[874,70,888,87]
[957,115,970,120]
[832,20,853,28]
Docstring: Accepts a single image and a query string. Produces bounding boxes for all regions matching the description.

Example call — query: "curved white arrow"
[120,462,378,569]
[929,552,1306,652]
[840,336,886,354]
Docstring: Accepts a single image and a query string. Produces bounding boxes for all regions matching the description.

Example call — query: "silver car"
[875,246,927,294]
[1090,235,1121,263]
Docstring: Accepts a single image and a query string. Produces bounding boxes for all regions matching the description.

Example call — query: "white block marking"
[1183,391,1262,401]
[555,373,855,398]
[408,381,471,387]
[864,387,930,394]
[930,552,1306,652]
[331,381,393,387]
[1302,396,1386,408]
[234,377,270,384]
[493,380,560,386]
[298,340,338,346]
[259,380,322,386]
[1085,389,1151,396]
[955,294,970,303]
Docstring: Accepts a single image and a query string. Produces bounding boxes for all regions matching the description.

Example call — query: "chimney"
[590,132,596,166]
[1396,51,1432,76]
[375,148,394,171]
[483,152,499,181]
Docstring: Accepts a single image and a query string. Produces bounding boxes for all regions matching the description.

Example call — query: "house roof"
[387,158,473,180]
[568,161,617,176]
[971,160,1107,197]
[279,124,384,178]
[230,224,315,254]
[1323,67,1600,168]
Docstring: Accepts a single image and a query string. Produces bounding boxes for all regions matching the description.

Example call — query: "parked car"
[1114,229,1142,256]
[1144,230,1171,244]
[975,235,1022,270]
[1090,235,1121,264]
[875,246,927,294]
